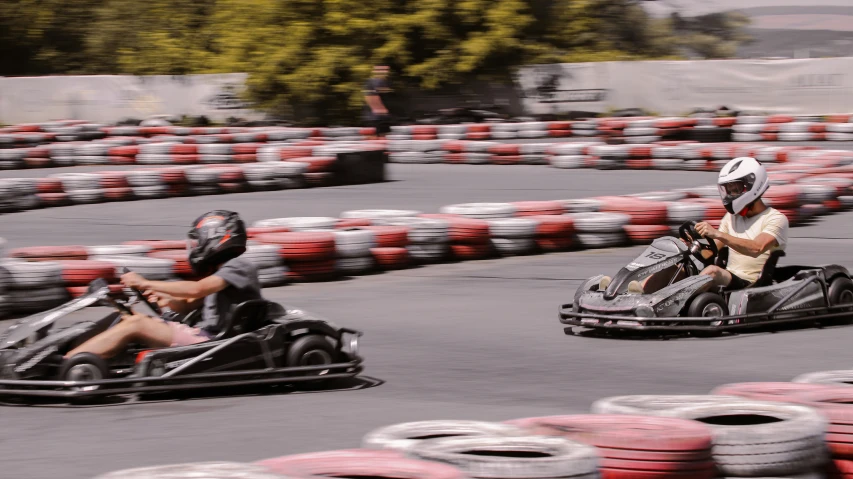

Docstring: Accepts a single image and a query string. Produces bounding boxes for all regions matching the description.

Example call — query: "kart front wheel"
[59,353,110,401]
[827,277,853,325]
[287,334,338,377]
[687,292,728,337]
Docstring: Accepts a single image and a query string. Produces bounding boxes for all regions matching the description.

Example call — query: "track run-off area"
[3,159,853,479]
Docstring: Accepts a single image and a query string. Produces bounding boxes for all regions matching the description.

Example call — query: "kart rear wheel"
[687,292,728,337]
[287,334,338,378]
[827,277,853,325]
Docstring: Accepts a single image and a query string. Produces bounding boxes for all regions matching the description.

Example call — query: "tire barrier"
[4,114,853,170]
[0,146,384,213]
[90,367,853,478]
[4,147,853,316]
[506,415,717,479]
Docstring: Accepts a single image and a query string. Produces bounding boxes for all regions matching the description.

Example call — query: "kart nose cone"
[634,305,656,318]
[348,334,360,356]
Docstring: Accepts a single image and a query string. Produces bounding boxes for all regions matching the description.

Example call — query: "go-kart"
[0,275,363,401]
[559,221,853,336]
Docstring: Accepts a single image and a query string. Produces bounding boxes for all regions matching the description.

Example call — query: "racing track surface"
[3,161,853,478]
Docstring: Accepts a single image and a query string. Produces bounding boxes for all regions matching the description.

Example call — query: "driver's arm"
[140,276,229,301]
[150,294,203,315]
[716,232,779,258]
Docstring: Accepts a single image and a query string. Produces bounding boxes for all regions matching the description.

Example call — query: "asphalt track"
[3,160,853,478]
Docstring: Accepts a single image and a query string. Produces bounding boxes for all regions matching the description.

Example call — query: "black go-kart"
[0,275,363,401]
[559,221,853,337]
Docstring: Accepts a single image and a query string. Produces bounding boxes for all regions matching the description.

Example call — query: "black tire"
[59,353,108,382]
[59,353,109,402]
[286,334,339,377]
[827,277,853,325]
[687,292,728,337]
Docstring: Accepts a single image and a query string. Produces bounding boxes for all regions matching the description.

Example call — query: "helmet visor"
[723,181,747,196]
[718,173,756,201]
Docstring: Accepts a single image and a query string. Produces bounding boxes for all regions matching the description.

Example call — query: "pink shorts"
[167,321,212,347]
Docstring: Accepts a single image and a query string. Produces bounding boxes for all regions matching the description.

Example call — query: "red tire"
[371,247,411,270]
[257,449,464,479]
[536,237,575,252]
[624,225,672,244]
[466,132,491,141]
[9,245,88,261]
[598,196,668,225]
[148,249,194,276]
[512,201,565,217]
[103,187,134,201]
[526,215,575,236]
[764,185,802,209]
[443,153,466,164]
[488,144,520,156]
[36,192,70,207]
[450,243,492,260]
[336,218,373,228]
[36,178,64,194]
[600,469,715,479]
[254,232,336,261]
[287,259,338,281]
[57,260,117,286]
[287,156,335,173]
[420,214,490,243]
[232,143,261,155]
[626,159,652,170]
[218,182,247,194]
[362,226,410,248]
[506,414,712,453]
[24,157,52,168]
[490,155,522,165]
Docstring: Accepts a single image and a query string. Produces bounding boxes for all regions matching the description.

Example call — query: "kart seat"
[214,299,274,340]
[715,248,729,269]
[748,250,786,289]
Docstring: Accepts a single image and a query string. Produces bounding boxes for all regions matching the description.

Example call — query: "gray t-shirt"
[198,256,262,334]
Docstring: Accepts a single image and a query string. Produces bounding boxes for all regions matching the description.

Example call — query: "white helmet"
[717,157,769,215]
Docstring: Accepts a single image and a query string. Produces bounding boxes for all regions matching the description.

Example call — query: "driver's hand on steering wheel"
[145,290,174,309]
[695,221,721,240]
[120,271,148,290]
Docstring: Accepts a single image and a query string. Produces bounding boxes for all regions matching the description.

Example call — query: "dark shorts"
[726,272,753,290]
[366,115,391,135]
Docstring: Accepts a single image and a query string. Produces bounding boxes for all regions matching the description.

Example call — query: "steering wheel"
[119,267,163,316]
[678,221,719,268]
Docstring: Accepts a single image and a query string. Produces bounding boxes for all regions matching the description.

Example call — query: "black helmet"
[187,210,247,276]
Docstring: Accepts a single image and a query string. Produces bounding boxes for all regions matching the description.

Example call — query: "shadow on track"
[0,375,385,409]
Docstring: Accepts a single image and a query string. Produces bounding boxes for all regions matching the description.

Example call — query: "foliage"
[0,0,752,123]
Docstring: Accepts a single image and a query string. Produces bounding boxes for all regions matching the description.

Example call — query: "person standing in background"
[363,65,392,138]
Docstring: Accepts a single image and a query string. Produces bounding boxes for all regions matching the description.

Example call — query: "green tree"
[87,0,217,75]
[671,11,752,59]
[0,0,101,75]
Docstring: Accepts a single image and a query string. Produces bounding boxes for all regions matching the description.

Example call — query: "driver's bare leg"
[700,265,733,286]
[641,265,688,294]
[64,314,173,359]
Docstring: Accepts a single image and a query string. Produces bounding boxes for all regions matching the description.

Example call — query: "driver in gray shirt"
[64,210,261,359]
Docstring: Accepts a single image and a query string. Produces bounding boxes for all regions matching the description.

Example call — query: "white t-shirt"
[719,207,789,282]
